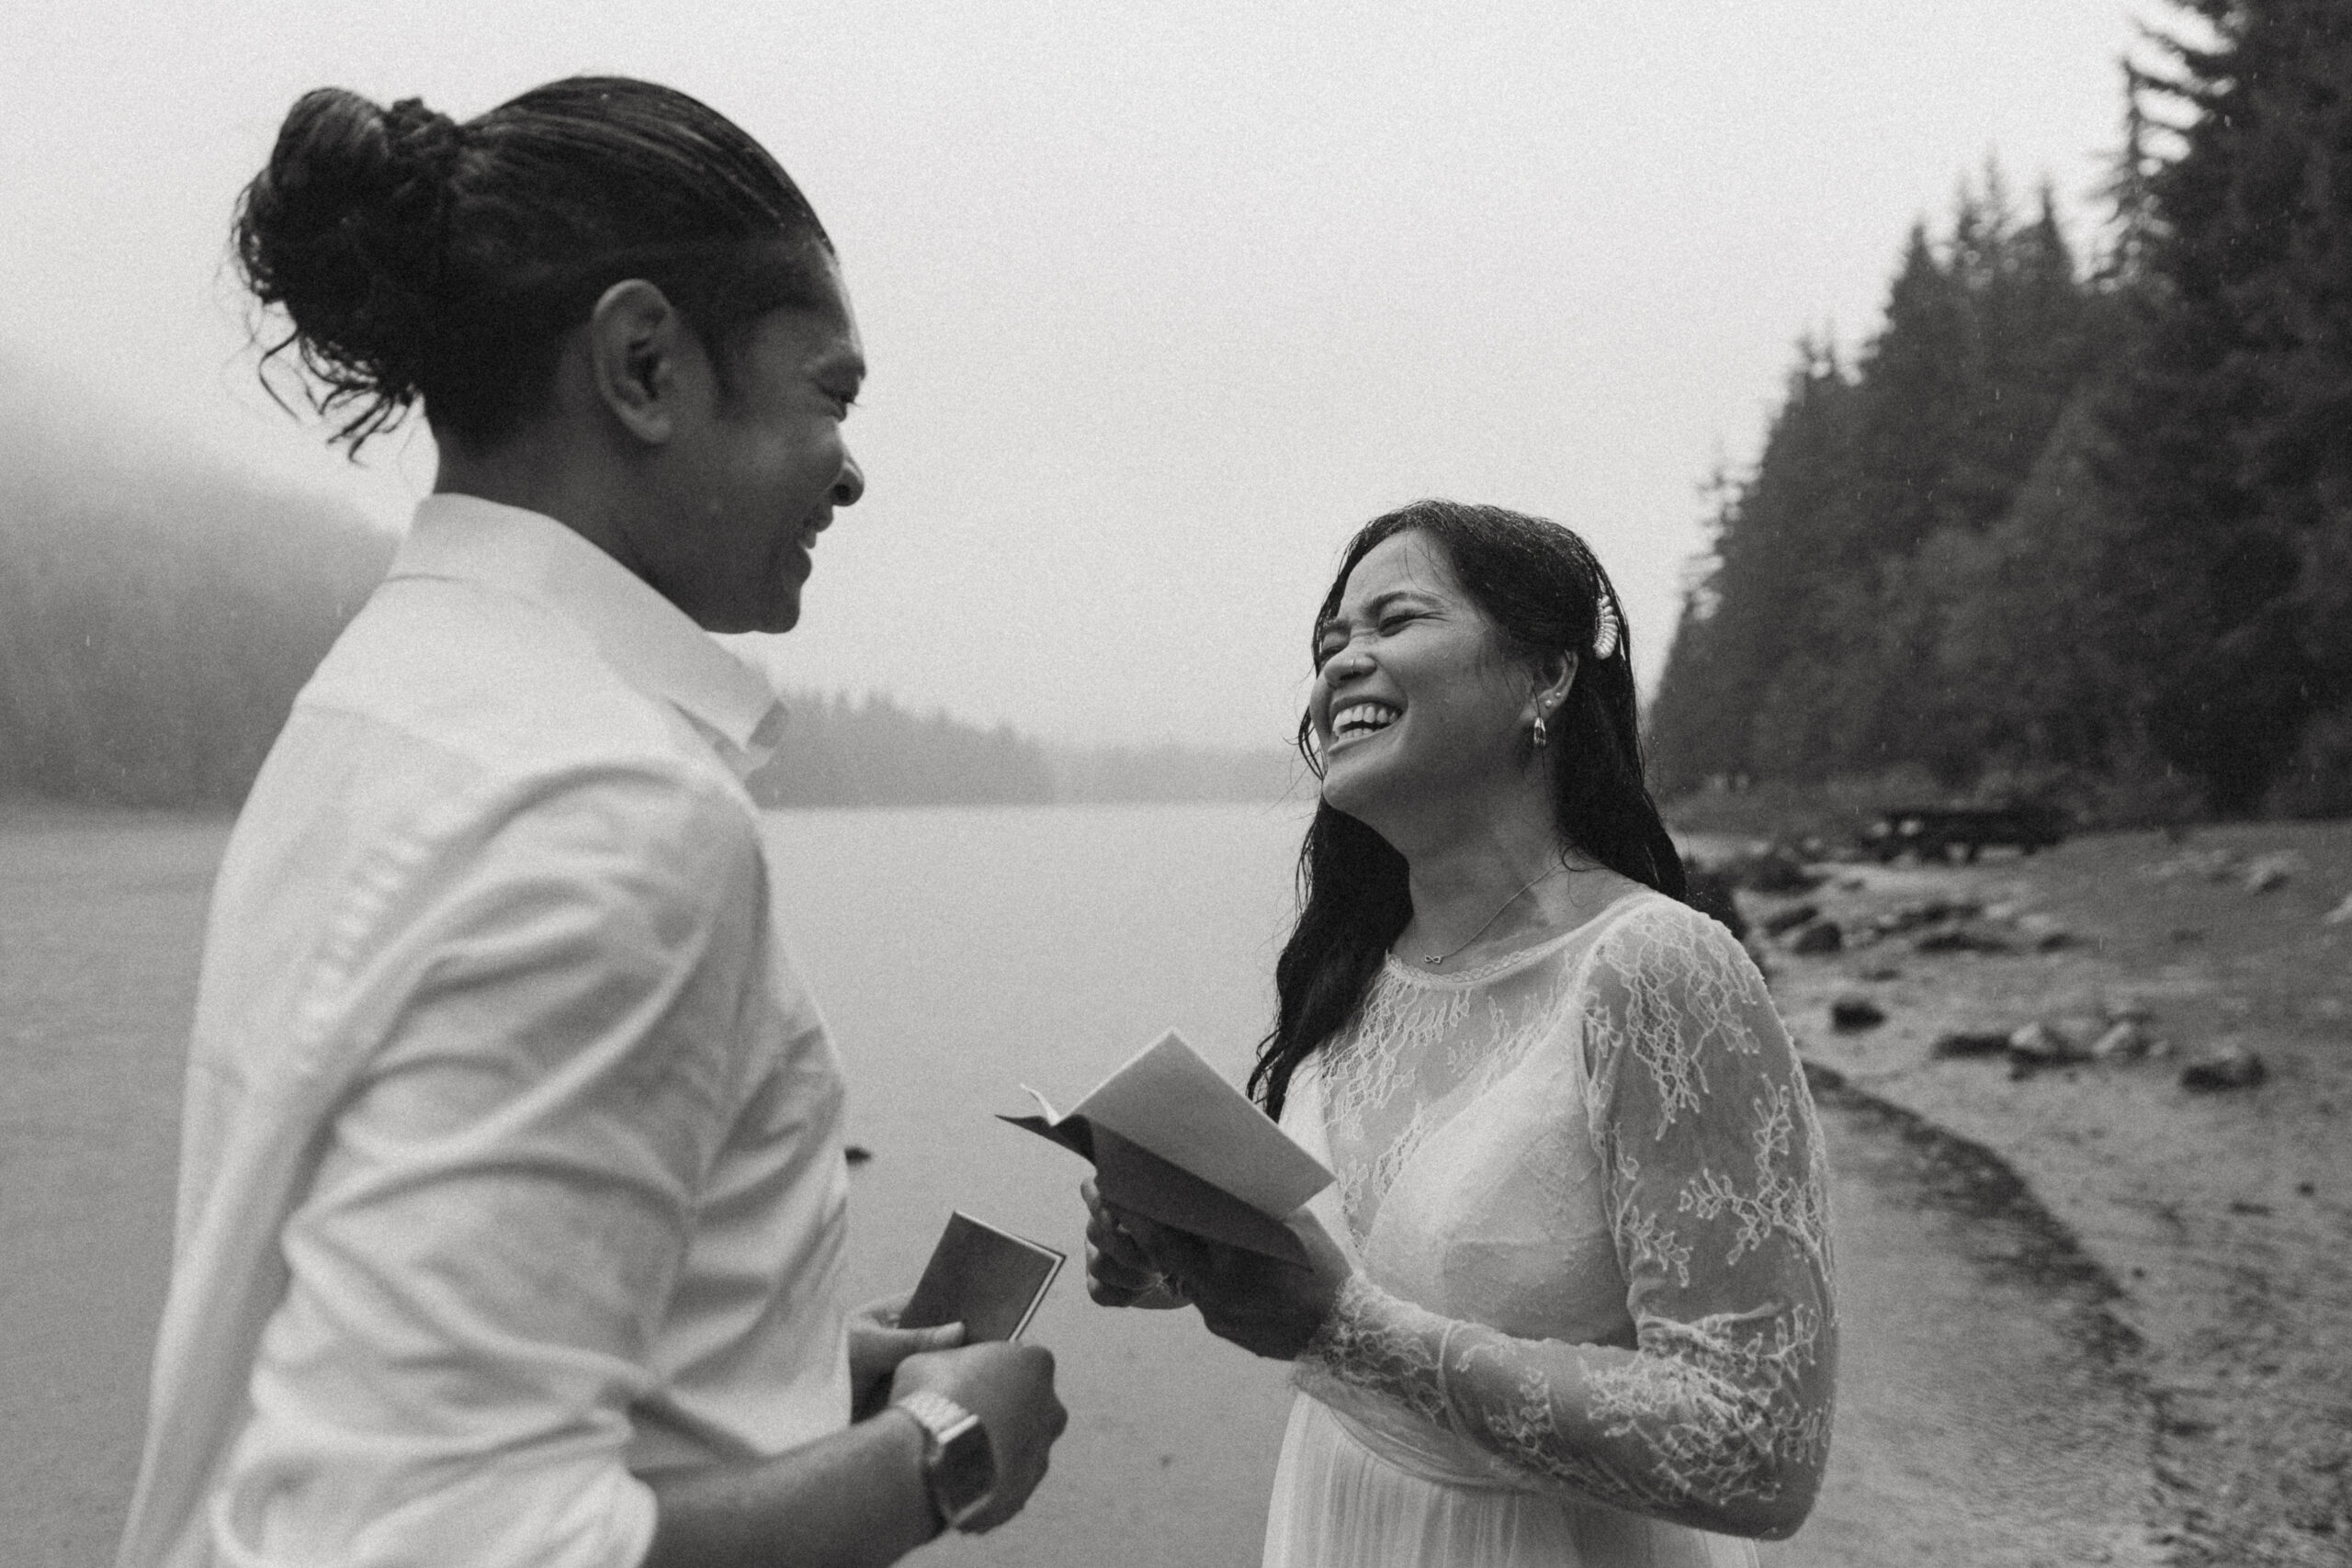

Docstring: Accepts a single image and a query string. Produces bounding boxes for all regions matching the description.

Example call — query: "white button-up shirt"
[116,495,853,1568]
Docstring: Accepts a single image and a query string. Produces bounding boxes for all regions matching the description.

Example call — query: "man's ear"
[584,279,692,446]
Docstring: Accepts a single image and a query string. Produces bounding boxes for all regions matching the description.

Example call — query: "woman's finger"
[1120,1214,1222,1280]
[1085,1242,1172,1307]
[1085,1208,1157,1273]
[1085,1238,1159,1290]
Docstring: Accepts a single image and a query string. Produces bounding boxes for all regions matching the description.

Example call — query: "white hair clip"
[1591,597,1620,660]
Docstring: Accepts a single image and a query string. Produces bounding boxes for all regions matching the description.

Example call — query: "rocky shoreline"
[1699,819,2352,1565]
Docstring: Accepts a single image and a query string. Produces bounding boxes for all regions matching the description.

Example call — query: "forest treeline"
[0,375,1291,812]
[743,693,1299,809]
[1647,0,2351,822]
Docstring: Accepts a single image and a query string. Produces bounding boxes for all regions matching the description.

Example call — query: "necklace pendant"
[1413,861,1567,973]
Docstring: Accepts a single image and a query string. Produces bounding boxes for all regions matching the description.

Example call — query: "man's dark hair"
[234,76,836,453]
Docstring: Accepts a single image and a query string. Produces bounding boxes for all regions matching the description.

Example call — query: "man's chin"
[738,580,806,635]
[694,596,800,636]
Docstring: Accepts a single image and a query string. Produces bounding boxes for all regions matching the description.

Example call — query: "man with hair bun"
[116,76,1067,1568]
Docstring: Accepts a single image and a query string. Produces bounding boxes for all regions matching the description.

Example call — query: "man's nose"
[831,451,865,508]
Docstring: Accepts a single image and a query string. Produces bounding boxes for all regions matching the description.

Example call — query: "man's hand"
[1080,1179,1189,1309]
[1111,1206,1353,1360]
[848,1292,964,1420]
[888,1340,1067,1533]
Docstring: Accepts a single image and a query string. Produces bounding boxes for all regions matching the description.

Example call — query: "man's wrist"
[892,1389,996,1534]
[878,1400,947,1540]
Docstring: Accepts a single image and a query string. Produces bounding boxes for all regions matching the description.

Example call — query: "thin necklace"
[1419,863,1568,967]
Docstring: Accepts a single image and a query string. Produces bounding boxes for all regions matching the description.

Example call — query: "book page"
[1066,1031,1332,1216]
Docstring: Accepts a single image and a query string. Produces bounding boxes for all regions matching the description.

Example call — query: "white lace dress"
[1264,888,1836,1567]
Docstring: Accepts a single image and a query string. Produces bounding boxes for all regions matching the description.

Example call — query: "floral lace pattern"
[1298,893,1838,1530]
[1323,978,1471,1230]
[1324,957,1577,1237]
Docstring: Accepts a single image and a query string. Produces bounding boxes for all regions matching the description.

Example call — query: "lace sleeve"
[1298,904,1838,1538]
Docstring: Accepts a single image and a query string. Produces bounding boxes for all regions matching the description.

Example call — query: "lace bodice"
[1290,890,1837,1535]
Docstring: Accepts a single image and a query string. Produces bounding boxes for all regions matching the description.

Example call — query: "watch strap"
[894,1390,992,1532]
[896,1388,974,1440]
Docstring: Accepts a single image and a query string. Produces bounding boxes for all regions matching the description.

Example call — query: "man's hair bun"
[233,87,468,441]
[232,76,833,453]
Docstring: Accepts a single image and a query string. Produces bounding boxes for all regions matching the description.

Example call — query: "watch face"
[934,1422,996,1522]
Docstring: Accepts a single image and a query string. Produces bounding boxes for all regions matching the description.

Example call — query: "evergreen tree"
[2100,0,2352,812]
[1647,341,1858,790]
[1849,223,1975,560]
[1654,3,2349,821]
[1923,390,2150,778]
[1652,175,2104,795]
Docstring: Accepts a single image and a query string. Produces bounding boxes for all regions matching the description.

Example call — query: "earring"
[1532,714,1549,750]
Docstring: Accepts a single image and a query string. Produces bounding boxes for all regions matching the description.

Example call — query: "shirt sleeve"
[210,764,769,1568]
[1298,902,1838,1538]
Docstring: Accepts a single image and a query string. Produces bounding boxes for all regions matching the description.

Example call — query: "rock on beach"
[2179,1043,2267,1092]
[1788,919,1844,954]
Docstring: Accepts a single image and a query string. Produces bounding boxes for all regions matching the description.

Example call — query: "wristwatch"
[895,1389,996,1532]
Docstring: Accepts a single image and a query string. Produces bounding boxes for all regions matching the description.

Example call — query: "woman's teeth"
[1332,702,1400,738]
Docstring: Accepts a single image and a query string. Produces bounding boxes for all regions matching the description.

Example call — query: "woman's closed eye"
[1318,613,1422,666]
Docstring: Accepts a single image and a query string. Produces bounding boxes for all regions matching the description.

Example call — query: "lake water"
[0,800,1324,1567]
[1,801,2167,1568]
[763,800,1324,1567]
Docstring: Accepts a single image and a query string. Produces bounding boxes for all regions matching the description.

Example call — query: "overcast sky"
[2,1,2153,750]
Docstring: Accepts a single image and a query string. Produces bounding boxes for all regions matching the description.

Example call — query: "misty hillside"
[743,694,1302,809]
[0,364,1295,811]
[0,359,394,806]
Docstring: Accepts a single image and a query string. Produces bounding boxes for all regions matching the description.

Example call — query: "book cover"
[1001,1029,1335,1264]
[899,1210,1067,1343]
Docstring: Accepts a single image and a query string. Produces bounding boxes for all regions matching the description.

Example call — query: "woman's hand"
[847,1290,965,1419]
[1080,1179,1190,1309]
[1098,1196,1356,1359]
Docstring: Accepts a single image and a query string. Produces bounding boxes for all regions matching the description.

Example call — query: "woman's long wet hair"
[1248,500,1690,1121]
[233,77,836,453]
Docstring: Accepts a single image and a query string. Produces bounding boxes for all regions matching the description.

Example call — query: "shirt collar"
[390,493,789,780]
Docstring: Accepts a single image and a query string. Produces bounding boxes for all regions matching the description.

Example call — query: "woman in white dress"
[1085,500,1836,1566]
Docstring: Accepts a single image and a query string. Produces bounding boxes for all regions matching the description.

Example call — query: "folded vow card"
[1001,1029,1335,1264]
[899,1211,1066,1343]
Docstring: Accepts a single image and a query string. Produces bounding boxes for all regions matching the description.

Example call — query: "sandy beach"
[1742,818,2352,1566]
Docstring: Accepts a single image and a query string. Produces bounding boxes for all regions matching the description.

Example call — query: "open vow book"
[1002,1030,1334,1264]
